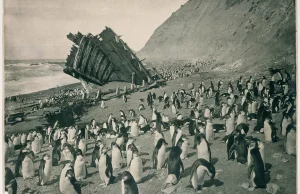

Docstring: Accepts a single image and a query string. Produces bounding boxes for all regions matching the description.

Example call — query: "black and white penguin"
[153,129,164,147]
[111,142,123,170]
[196,133,211,163]
[189,158,215,192]
[164,146,184,188]
[228,133,248,164]
[126,137,137,167]
[246,136,265,171]
[128,146,143,183]
[263,118,279,143]
[39,154,52,186]
[286,124,296,155]
[153,138,168,170]
[52,139,62,166]
[90,140,103,167]
[5,167,17,194]
[121,171,139,194]
[21,149,35,179]
[129,109,136,118]
[98,147,114,186]
[59,163,81,194]
[180,135,189,160]
[205,120,214,143]
[62,143,76,162]
[247,139,266,190]
[138,104,145,111]
[74,149,88,181]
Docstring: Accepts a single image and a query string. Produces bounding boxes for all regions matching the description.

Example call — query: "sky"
[4,0,187,60]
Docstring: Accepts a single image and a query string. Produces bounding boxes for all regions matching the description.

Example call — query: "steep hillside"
[137,0,296,72]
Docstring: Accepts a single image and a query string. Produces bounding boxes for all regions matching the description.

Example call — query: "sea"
[4,59,80,97]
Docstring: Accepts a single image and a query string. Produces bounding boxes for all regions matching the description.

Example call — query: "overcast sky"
[4,0,187,60]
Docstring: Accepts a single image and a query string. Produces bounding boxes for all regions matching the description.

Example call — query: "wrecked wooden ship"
[64,27,160,86]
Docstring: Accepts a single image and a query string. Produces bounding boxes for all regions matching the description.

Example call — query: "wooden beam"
[80,41,94,73]
[99,60,111,80]
[73,37,88,69]
[92,51,105,77]
[86,49,100,75]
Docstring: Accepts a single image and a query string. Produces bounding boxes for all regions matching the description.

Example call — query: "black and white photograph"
[3,0,297,193]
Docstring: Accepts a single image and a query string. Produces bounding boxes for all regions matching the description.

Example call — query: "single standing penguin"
[39,154,52,186]
[153,138,168,170]
[237,111,247,125]
[153,129,164,147]
[169,124,175,142]
[62,143,76,162]
[164,146,184,188]
[90,140,103,167]
[246,136,265,171]
[189,158,215,192]
[225,114,235,135]
[52,139,62,166]
[31,135,41,154]
[21,150,35,179]
[174,128,183,146]
[281,114,292,136]
[74,149,87,181]
[98,147,114,186]
[248,139,266,190]
[59,164,81,194]
[5,167,17,194]
[121,171,139,194]
[286,125,296,155]
[196,133,212,163]
[128,146,143,184]
[77,136,87,155]
[205,120,215,143]
[130,121,140,137]
[180,135,189,160]
[111,142,123,170]
[263,118,279,143]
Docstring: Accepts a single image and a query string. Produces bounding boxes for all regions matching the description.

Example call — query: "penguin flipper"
[228,144,236,160]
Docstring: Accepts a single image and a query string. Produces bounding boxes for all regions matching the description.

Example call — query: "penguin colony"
[4,68,296,193]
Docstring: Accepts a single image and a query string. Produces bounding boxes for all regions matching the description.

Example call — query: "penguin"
[111,142,123,170]
[121,171,139,194]
[220,103,228,118]
[171,104,177,115]
[62,143,76,162]
[128,146,143,184]
[52,139,62,166]
[123,94,127,103]
[21,133,27,145]
[21,150,35,179]
[205,120,214,143]
[281,113,292,136]
[138,115,147,128]
[13,135,21,147]
[235,123,249,135]
[101,100,106,109]
[90,140,103,167]
[228,133,248,164]
[169,124,175,142]
[196,133,211,163]
[68,126,77,146]
[263,118,279,143]
[180,135,189,160]
[153,138,168,170]
[164,146,184,188]
[98,147,114,186]
[39,154,52,186]
[37,132,44,147]
[286,125,296,155]
[31,135,41,154]
[246,136,265,170]
[130,121,140,137]
[189,158,215,192]
[138,104,145,111]
[248,138,266,189]
[237,111,247,125]
[77,135,87,155]
[59,163,81,194]
[153,129,164,147]
[126,137,137,167]
[27,132,33,142]
[74,149,87,181]
[5,167,17,194]
[174,128,183,146]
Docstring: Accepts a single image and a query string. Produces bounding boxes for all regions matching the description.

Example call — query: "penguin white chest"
[98,156,109,184]
[129,156,143,183]
[78,139,86,155]
[32,139,41,154]
[180,141,188,159]
[63,149,74,162]
[112,148,122,169]
[206,125,214,143]
[130,123,139,137]
[263,121,272,142]
[226,118,235,135]
[41,160,52,185]
[286,131,296,155]
[22,157,34,179]
[157,144,166,169]
[170,126,175,141]
[74,156,86,181]
[197,142,210,161]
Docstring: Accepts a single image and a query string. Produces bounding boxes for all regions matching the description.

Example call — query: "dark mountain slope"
[137,0,295,72]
